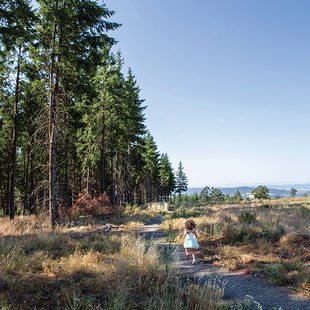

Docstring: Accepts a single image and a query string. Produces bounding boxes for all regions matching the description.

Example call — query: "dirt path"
[136,217,310,310]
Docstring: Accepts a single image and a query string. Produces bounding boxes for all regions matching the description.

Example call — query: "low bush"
[169,206,208,219]
[59,191,121,218]
[222,223,260,243]
[264,261,303,286]
[0,216,226,310]
[261,223,286,242]
[238,211,257,224]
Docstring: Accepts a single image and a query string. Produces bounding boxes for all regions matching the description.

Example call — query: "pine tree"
[0,0,36,219]
[0,1,177,218]
[141,133,159,203]
[159,153,175,201]
[175,161,188,196]
[290,187,297,198]
[34,0,119,226]
[233,190,243,202]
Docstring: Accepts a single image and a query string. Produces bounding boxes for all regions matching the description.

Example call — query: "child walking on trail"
[181,219,199,265]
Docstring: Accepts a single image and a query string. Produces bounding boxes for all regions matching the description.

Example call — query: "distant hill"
[185,184,310,198]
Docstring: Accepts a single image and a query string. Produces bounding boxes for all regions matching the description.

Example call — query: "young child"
[181,219,199,265]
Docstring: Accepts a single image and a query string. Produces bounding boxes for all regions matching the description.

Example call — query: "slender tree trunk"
[72,153,76,205]
[29,151,34,213]
[79,169,82,193]
[120,160,125,205]
[49,4,58,227]
[86,166,90,195]
[100,84,106,194]
[6,161,10,215]
[64,136,69,207]
[0,164,2,211]
[111,156,115,206]
[10,44,22,220]
[23,144,30,215]
[127,141,131,204]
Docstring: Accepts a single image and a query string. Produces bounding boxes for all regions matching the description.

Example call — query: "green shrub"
[238,211,257,224]
[229,295,263,310]
[296,206,310,218]
[264,261,303,286]
[164,223,179,243]
[264,263,287,285]
[261,224,286,241]
[169,206,206,219]
[199,223,225,238]
[222,224,247,243]
[222,223,260,243]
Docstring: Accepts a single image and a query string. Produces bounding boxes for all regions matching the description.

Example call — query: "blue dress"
[183,230,199,249]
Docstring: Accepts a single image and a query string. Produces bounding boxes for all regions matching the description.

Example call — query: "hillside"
[186,184,310,198]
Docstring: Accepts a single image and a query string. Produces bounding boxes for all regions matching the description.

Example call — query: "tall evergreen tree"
[0,1,179,219]
[159,153,175,201]
[34,0,119,226]
[0,0,36,219]
[141,133,159,203]
[175,161,188,196]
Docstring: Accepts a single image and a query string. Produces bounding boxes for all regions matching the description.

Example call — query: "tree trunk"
[29,151,34,213]
[6,161,10,215]
[10,44,22,220]
[23,144,30,215]
[49,3,59,227]
[111,156,115,206]
[100,83,106,194]
[127,141,131,204]
[86,166,90,195]
[72,153,76,205]
[64,136,69,207]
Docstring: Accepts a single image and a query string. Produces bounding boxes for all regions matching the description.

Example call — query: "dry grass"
[0,214,225,309]
[163,197,310,296]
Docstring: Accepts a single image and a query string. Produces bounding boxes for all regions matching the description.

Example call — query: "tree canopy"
[0,0,184,222]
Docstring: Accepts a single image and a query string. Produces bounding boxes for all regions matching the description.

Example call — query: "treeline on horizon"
[0,0,188,224]
[175,185,302,204]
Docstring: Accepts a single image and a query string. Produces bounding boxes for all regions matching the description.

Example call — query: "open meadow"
[162,197,310,296]
[1,198,309,309]
[0,204,225,310]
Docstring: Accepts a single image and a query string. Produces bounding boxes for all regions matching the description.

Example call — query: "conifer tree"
[0,1,178,218]
[233,190,243,202]
[142,133,159,203]
[159,153,175,201]
[34,0,119,226]
[175,161,188,196]
[0,0,36,219]
[290,187,297,198]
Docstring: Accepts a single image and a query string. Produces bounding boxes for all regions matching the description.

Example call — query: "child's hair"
[185,219,196,231]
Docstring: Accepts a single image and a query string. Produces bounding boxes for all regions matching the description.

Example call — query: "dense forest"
[0,0,187,225]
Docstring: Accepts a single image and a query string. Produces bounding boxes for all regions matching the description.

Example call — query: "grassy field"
[162,197,310,296]
[0,204,225,310]
[1,199,306,309]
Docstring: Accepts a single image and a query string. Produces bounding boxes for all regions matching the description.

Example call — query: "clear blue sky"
[32,0,310,187]
[104,0,310,187]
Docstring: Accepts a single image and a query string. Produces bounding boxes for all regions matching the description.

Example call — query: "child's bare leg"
[191,250,196,264]
[185,248,189,259]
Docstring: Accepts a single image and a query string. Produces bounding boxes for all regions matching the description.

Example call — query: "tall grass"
[0,215,225,309]
[163,198,310,295]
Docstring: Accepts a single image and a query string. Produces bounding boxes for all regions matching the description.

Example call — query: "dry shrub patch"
[58,191,121,218]
[0,215,225,309]
[165,197,310,296]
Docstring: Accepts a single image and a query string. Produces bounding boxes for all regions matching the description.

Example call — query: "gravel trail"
[136,217,310,310]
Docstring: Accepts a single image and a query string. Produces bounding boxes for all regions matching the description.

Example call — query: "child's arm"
[180,230,187,241]
[193,230,198,239]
